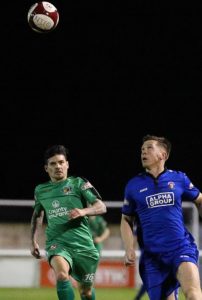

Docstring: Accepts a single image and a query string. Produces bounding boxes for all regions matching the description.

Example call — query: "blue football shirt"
[122,169,200,253]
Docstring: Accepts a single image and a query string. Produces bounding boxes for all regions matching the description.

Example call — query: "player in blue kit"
[120,134,202,300]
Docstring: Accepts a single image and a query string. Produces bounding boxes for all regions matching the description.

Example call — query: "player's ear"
[158,151,166,160]
[44,165,48,173]
[66,161,69,169]
[162,151,167,160]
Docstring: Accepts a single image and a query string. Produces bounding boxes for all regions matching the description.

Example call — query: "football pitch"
[0,287,185,300]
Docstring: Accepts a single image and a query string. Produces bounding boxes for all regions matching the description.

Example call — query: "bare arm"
[194,192,202,218]
[69,199,107,219]
[30,210,44,259]
[120,214,136,266]
[94,227,110,244]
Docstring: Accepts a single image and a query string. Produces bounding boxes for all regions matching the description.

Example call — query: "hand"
[94,237,102,244]
[31,242,42,259]
[69,208,85,219]
[124,249,135,266]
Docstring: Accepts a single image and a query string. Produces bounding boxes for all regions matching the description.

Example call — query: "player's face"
[45,154,69,182]
[141,140,166,169]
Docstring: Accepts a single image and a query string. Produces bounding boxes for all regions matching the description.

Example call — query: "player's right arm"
[30,209,44,259]
[120,213,136,266]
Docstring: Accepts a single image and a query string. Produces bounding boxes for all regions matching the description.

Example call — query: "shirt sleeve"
[33,187,43,214]
[79,178,101,204]
[182,173,200,201]
[121,182,136,215]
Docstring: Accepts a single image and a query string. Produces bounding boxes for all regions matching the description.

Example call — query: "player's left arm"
[193,192,202,218]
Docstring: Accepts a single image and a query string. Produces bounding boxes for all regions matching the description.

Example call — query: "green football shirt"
[89,216,108,253]
[34,176,100,251]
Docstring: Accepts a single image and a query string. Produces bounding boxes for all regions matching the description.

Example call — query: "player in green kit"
[88,215,110,255]
[30,145,107,300]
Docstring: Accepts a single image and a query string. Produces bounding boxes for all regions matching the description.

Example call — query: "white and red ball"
[27,2,59,33]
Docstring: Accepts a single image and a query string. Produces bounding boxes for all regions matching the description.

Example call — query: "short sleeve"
[79,178,102,204]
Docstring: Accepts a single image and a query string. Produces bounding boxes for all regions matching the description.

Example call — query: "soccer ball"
[27,2,59,33]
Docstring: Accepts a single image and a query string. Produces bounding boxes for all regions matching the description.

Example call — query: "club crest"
[168,181,175,189]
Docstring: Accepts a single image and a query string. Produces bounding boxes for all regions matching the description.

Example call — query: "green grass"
[0,287,186,300]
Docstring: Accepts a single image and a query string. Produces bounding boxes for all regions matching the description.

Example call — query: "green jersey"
[89,216,107,253]
[34,176,100,251]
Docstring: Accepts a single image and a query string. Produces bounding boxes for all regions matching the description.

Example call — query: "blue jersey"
[122,169,200,253]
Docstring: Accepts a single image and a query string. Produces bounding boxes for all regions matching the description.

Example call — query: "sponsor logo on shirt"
[81,181,93,190]
[48,200,71,219]
[52,200,60,208]
[146,192,174,208]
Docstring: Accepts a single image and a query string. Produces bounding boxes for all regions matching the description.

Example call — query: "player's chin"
[55,173,64,180]
[142,161,150,169]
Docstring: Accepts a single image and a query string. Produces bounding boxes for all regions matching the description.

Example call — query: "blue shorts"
[139,243,199,300]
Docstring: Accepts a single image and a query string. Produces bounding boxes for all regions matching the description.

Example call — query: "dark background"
[0,1,201,221]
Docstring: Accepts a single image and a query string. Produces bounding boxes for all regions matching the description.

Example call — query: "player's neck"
[51,176,68,183]
[146,165,165,178]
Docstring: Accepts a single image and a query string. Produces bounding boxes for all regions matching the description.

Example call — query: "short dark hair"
[44,145,69,165]
[142,134,171,158]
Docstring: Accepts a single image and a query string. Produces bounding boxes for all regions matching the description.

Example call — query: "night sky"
[1,1,201,206]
